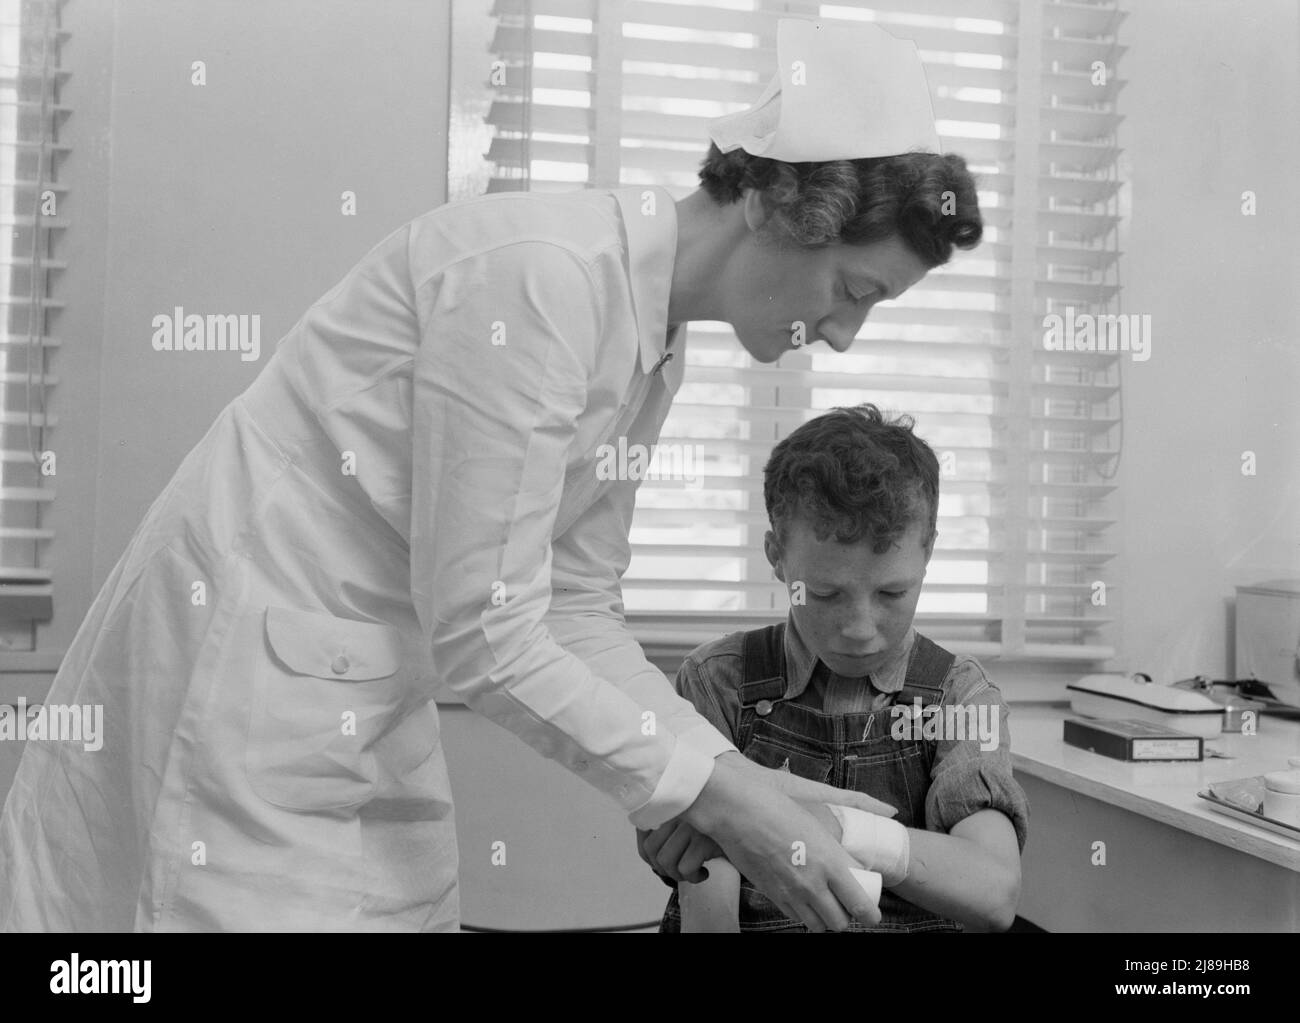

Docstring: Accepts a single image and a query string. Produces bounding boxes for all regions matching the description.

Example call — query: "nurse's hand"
[635,754,887,884]
[638,800,847,885]
[679,754,883,931]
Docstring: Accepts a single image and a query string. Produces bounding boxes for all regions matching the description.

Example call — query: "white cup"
[1262,769,1300,825]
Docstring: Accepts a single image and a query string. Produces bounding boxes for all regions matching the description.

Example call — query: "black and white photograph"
[0,0,1295,984]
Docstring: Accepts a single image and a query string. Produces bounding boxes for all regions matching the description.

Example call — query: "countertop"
[1009,702,1300,872]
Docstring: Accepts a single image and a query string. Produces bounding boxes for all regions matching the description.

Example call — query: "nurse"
[0,19,982,932]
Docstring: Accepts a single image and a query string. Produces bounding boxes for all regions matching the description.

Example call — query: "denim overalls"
[661,622,965,932]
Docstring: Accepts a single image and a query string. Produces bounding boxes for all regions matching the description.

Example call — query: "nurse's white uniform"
[0,186,736,931]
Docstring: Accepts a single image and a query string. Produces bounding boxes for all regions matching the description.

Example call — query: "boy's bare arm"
[799,802,1020,931]
[892,810,1021,931]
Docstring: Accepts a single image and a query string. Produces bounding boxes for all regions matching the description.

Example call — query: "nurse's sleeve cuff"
[627,741,716,830]
[674,718,737,760]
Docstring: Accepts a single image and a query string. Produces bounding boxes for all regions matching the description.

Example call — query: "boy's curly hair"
[698,145,982,266]
[764,404,939,555]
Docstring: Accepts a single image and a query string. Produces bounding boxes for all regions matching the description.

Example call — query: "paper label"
[1132,739,1200,759]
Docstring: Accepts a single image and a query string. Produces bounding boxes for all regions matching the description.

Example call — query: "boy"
[640,404,1029,932]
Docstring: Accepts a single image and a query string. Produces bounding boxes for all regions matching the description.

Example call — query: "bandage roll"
[678,858,882,931]
[850,867,883,906]
[678,857,742,932]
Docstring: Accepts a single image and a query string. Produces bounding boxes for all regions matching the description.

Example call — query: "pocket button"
[331,653,350,675]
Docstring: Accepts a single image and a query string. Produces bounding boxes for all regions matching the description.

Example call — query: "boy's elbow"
[986,901,1017,933]
[988,865,1021,932]
[964,865,1019,932]
[962,905,1014,933]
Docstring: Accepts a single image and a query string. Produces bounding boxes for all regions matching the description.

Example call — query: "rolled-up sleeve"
[671,651,743,747]
[924,659,1030,852]
[409,240,719,829]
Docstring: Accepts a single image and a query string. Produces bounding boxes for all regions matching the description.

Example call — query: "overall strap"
[894,633,956,708]
[734,621,788,753]
[738,621,788,706]
[893,634,957,772]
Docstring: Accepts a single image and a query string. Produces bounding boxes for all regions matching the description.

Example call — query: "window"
[0,0,63,649]
[449,0,1125,662]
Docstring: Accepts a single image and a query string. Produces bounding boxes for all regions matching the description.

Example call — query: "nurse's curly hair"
[764,404,939,555]
[698,144,982,266]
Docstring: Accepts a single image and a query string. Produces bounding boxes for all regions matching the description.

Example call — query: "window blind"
[0,0,64,638]
[450,0,1125,661]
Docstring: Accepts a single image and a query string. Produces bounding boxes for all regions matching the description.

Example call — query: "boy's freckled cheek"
[792,604,833,647]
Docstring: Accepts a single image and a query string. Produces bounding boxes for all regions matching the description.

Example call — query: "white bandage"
[678,858,742,932]
[827,804,911,887]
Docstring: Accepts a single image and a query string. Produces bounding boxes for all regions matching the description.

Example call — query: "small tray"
[1197,779,1300,841]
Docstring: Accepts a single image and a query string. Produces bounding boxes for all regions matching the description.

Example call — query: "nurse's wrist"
[628,740,717,831]
[679,748,745,834]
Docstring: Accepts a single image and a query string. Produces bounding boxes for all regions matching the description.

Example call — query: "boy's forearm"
[892,827,1019,931]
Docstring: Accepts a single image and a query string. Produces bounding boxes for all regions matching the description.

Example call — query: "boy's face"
[765,514,934,680]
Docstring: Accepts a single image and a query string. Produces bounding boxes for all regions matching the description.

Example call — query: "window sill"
[0,650,65,673]
[0,650,64,705]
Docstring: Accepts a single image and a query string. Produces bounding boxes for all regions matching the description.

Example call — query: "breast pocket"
[742,733,833,785]
[244,606,407,813]
[844,742,929,829]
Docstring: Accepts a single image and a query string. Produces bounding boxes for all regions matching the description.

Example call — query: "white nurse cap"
[707,18,942,162]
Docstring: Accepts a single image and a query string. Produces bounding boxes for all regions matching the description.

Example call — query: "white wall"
[35,0,449,666]
[1115,0,1300,681]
